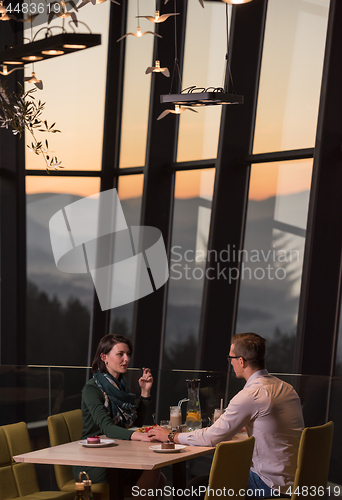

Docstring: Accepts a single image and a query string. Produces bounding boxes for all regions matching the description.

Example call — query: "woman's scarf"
[93,370,137,428]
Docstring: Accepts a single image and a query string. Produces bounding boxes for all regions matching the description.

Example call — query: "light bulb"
[63,44,87,49]
[137,27,142,36]
[153,60,161,72]
[22,55,43,61]
[174,105,181,114]
[41,50,64,55]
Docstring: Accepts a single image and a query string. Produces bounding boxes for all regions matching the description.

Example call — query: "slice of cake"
[87,435,101,444]
[161,442,175,449]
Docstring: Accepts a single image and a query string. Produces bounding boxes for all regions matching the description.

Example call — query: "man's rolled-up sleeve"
[178,390,257,447]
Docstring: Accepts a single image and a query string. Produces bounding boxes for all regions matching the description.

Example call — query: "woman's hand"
[131,431,154,442]
[139,367,153,398]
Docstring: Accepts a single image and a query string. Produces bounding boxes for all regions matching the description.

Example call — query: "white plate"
[149,444,186,453]
[79,439,115,448]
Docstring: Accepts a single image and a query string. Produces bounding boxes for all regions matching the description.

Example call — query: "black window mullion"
[0,21,26,365]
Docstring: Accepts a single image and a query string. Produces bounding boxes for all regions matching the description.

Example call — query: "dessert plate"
[149,444,186,453]
[79,439,116,448]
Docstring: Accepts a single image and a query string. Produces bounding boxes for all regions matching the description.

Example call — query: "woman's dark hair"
[91,334,133,374]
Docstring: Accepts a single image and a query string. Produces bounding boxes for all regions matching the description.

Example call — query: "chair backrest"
[0,422,40,499]
[47,409,82,490]
[204,436,255,500]
[291,421,334,500]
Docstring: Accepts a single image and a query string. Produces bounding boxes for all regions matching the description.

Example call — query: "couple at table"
[74,332,304,499]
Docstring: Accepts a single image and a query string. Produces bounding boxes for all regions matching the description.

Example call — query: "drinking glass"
[160,420,171,430]
[170,406,182,429]
[213,408,222,423]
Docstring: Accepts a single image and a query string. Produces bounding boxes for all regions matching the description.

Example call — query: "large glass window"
[163,169,215,369]
[26,176,100,365]
[177,2,227,162]
[119,0,154,168]
[110,174,144,337]
[235,160,313,373]
[253,0,328,154]
[25,3,110,171]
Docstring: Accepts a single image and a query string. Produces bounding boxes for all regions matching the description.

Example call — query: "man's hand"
[138,367,153,398]
[147,427,170,442]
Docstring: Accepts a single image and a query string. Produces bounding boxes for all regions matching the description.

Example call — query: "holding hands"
[132,426,170,443]
[139,367,153,398]
[147,426,169,442]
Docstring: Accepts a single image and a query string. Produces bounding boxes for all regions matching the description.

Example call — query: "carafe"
[186,379,202,431]
[79,471,93,500]
[74,483,86,500]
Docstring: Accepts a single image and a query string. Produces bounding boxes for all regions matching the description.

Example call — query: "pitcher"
[186,379,202,431]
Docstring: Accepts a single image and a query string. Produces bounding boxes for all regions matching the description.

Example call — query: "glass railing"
[1,365,341,487]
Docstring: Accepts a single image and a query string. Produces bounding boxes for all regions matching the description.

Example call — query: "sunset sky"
[25,0,328,201]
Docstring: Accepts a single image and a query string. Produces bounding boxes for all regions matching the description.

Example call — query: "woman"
[73,334,164,494]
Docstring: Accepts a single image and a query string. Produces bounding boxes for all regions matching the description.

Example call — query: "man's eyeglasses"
[227,355,247,362]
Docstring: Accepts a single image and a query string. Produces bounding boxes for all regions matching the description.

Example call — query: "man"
[148,332,304,498]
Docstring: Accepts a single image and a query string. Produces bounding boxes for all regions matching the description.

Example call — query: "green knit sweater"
[73,377,151,484]
[80,378,150,440]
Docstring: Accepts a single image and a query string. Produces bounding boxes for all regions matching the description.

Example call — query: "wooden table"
[14,439,215,500]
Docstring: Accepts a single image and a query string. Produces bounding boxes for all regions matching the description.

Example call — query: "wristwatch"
[168,431,175,443]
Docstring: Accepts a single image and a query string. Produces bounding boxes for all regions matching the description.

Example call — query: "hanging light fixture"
[160,2,244,108]
[117,26,162,41]
[146,60,170,77]
[136,11,179,23]
[0,11,16,21]
[117,0,162,42]
[160,88,243,106]
[0,33,101,65]
[157,104,198,120]
[0,64,22,76]
[24,71,43,90]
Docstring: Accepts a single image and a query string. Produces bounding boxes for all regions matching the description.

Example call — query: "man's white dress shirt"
[178,370,304,494]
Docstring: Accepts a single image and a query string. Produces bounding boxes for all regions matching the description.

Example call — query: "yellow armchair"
[278,421,334,500]
[204,436,255,500]
[47,410,108,500]
[0,421,73,500]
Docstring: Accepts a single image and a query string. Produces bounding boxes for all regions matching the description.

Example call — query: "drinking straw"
[178,398,189,410]
[220,399,223,414]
